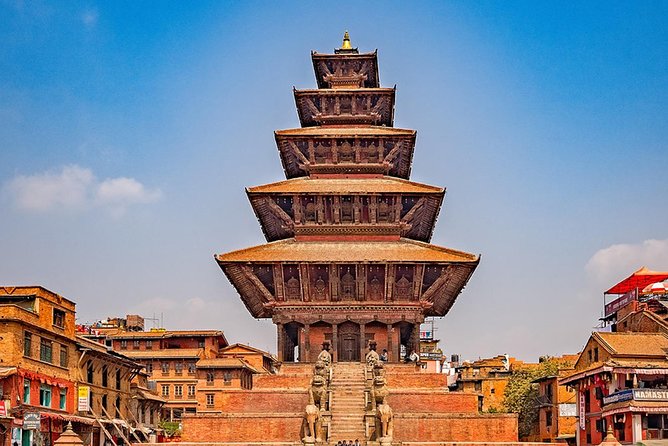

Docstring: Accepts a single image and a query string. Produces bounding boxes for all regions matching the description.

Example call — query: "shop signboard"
[579,392,586,430]
[604,290,636,317]
[23,412,40,430]
[78,386,90,412]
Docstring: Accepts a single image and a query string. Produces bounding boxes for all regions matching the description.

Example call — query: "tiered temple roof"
[215,33,479,362]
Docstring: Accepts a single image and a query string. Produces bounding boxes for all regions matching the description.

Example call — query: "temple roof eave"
[215,238,478,264]
[245,177,445,195]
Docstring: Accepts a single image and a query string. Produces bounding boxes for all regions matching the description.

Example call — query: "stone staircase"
[329,362,367,444]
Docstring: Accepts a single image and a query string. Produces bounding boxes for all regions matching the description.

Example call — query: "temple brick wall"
[252,373,311,389]
[181,413,303,442]
[196,389,308,413]
[386,372,449,388]
[388,390,478,414]
[393,413,518,442]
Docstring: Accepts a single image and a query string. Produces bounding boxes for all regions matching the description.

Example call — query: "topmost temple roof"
[311,32,379,89]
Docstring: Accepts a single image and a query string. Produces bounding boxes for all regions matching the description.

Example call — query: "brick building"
[454,355,513,412]
[102,330,228,421]
[532,359,578,445]
[0,287,161,446]
[561,331,668,445]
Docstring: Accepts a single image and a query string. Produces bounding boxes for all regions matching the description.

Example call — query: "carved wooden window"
[301,196,317,223]
[314,141,330,163]
[252,264,275,295]
[283,265,301,301]
[338,140,354,162]
[422,265,444,293]
[309,265,329,301]
[377,197,393,222]
[367,265,386,301]
[339,265,356,301]
[394,265,415,301]
[361,141,380,163]
[340,196,353,223]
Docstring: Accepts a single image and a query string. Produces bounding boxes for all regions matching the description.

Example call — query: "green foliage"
[502,357,570,440]
[158,421,181,437]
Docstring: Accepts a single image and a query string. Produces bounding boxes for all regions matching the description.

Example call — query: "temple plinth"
[215,34,479,364]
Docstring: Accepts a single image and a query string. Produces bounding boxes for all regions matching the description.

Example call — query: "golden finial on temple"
[341,31,352,50]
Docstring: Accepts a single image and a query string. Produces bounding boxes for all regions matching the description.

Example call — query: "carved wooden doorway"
[338,321,360,362]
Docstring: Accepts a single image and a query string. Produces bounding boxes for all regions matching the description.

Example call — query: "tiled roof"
[247,177,443,195]
[220,343,276,360]
[595,332,668,357]
[119,348,203,359]
[196,358,259,372]
[109,330,225,339]
[275,126,415,137]
[216,238,478,263]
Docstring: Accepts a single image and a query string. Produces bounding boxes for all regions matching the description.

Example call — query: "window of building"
[120,340,127,350]
[206,393,214,407]
[206,372,214,385]
[584,389,591,412]
[60,345,68,368]
[594,347,599,362]
[474,381,482,392]
[133,340,140,349]
[161,385,169,397]
[102,395,108,412]
[595,418,607,433]
[24,332,32,357]
[60,388,67,410]
[146,362,153,373]
[588,349,592,362]
[115,396,121,415]
[40,385,52,407]
[40,338,53,363]
[175,362,183,375]
[87,362,94,384]
[102,366,108,387]
[546,411,552,427]
[187,363,196,375]
[23,378,31,403]
[161,362,169,374]
[223,371,232,384]
[174,385,183,398]
[187,384,196,397]
[546,383,553,401]
[116,369,121,390]
[53,308,65,328]
[146,340,153,349]
[198,339,205,349]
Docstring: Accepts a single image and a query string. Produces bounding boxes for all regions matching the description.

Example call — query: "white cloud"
[586,238,668,288]
[81,9,98,29]
[95,177,162,217]
[4,164,161,217]
[6,165,94,211]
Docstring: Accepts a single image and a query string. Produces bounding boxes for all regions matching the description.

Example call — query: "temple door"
[338,321,360,362]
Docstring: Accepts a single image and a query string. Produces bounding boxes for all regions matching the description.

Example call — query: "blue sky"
[1,1,667,360]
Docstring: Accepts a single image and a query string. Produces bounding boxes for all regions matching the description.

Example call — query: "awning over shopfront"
[0,367,17,378]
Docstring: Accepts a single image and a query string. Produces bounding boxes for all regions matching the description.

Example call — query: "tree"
[503,357,570,440]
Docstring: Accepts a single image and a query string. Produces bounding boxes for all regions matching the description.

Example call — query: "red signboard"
[0,400,8,417]
[605,289,636,317]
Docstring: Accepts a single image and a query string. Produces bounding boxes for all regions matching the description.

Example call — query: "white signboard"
[559,403,577,417]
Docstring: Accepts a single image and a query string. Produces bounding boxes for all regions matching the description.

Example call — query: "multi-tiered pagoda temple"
[216,33,479,364]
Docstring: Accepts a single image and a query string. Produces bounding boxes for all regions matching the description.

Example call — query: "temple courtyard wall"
[180,363,517,443]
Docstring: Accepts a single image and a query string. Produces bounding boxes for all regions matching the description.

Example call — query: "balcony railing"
[603,388,668,406]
